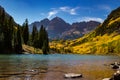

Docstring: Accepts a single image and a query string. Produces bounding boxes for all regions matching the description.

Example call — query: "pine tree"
[7,16,14,50]
[17,26,22,52]
[22,19,29,44]
[31,24,39,48]
[1,9,5,25]
[32,24,38,42]
[43,27,49,53]
[42,40,48,54]
[38,25,44,49]
[3,16,14,52]
[0,9,5,52]
[0,8,23,53]
[38,25,49,54]
[14,25,22,53]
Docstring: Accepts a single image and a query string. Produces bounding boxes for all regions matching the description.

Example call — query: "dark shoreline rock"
[110,62,120,69]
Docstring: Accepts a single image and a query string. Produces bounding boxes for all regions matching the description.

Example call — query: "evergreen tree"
[0,7,23,53]
[31,24,39,48]
[43,28,49,53]
[38,25,44,48]
[14,25,22,53]
[38,25,49,54]
[0,9,5,36]
[0,9,5,52]
[3,16,14,52]
[42,40,48,54]
[32,24,38,42]
[22,19,29,44]
[1,9,5,26]
[6,16,14,50]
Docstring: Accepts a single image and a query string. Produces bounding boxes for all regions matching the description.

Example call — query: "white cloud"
[70,7,79,15]
[76,17,104,23]
[59,6,79,15]
[47,6,79,18]
[47,10,58,19]
[60,6,69,11]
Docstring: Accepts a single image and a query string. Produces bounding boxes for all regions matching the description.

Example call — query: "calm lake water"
[0,54,120,80]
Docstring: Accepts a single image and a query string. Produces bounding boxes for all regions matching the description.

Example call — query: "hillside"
[0,5,17,26]
[50,7,120,55]
[0,5,23,53]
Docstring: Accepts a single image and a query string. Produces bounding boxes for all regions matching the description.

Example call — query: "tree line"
[22,19,49,54]
[0,8,49,54]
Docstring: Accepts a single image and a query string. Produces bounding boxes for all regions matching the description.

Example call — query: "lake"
[0,54,120,80]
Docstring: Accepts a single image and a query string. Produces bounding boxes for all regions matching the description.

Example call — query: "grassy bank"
[22,44,43,54]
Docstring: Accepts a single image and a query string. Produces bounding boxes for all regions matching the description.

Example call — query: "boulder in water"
[64,73,82,78]
[102,78,111,80]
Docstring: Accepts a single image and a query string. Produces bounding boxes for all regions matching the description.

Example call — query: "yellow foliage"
[49,32,120,55]
[108,17,120,26]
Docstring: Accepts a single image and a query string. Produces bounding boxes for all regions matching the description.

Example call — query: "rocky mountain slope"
[61,21,100,39]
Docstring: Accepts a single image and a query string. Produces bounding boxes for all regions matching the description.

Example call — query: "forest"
[0,8,49,54]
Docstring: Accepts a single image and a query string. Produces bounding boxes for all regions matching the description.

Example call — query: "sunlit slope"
[50,7,120,55]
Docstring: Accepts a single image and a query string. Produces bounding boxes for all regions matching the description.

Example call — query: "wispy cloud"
[59,6,69,11]
[59,6,79,15]
[75,17,104,23]
[47,6,79,19]
[47,10,58,19]
[98,5,111,11]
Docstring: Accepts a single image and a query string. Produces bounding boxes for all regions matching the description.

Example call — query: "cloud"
[70,7,79,15]
[98,5,111,11]
[47,6,79,18]
[47,10,58,19]
[59,6,79,15]
[76,17,104,23]
[60,6,69,11]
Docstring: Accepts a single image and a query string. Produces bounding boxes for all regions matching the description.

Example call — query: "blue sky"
[0,0,120,25]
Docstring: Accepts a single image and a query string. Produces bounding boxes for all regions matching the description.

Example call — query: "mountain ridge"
[29,17,100,39]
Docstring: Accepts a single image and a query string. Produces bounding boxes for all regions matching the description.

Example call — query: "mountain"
[61,21,100,39]
[72,21,100,34]
[29,17,100,39]
[29,17,70,39]
[29,18,50,32]
[47,17,71,38]
[50,7,120,55]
